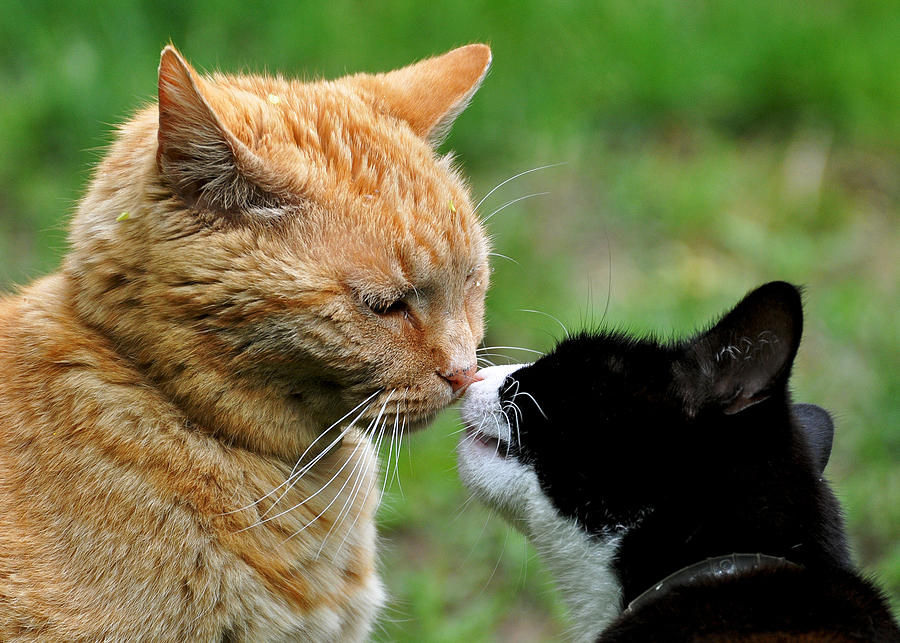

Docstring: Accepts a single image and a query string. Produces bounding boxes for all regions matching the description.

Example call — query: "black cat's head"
[457,282,844,635]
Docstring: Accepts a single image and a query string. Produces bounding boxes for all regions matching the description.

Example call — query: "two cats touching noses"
[0,42,896,642]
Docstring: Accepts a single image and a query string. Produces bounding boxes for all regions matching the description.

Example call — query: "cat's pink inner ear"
[361,44,492,145]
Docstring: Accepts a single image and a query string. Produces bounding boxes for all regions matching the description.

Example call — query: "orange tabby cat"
[0,44,491,641]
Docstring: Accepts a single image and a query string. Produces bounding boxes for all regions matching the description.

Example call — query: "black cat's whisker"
[453,483,495,527]
[477,522,511,598]
[503,399,524,448]
[477,352,513,361]
[451,492,479,523]
[501,409,513,458]
[460,503,498,568]
[491,413,505,459]
[503,403,520,454]
[518,308,570,339]
[514,535,530,591]
[501,380,526,447]
[513,390,547,419]
[505,377,521,399]
[474,162,564,212]
[481,192,550,224]
[505,398,523,425]
[461,413,494,449]
[600,230,613,327]
[477,345,543,356]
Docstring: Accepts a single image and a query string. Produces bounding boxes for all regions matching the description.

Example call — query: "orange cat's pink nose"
[440,365,481,394]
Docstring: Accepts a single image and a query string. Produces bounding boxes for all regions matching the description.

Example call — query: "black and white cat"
[458,282,899,641]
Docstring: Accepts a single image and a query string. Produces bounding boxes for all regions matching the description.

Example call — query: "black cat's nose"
[440,365,481,394]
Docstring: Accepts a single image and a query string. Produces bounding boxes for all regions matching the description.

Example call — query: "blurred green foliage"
[1,2,897,640]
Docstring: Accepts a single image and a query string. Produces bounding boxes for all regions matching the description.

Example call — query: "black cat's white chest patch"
[458,365,624,641]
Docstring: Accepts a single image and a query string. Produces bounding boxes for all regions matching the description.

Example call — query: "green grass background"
[1,2,897,640]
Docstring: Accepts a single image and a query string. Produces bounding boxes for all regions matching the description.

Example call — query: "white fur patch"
[458,365,623,641]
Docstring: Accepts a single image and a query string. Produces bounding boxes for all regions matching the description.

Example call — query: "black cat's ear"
[157,45,277,215]
[687,282,803,415]
[792,403,835,473]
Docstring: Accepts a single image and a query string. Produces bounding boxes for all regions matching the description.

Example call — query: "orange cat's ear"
[356,44,492,146]
[157,45,272,214]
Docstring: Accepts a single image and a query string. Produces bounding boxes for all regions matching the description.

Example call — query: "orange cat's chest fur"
[0,45,491,640]
[0,277,381,640]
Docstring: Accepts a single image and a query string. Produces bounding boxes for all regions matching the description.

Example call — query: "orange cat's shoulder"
[0,275,381,639]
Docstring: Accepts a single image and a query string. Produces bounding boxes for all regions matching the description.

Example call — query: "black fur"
[496,282,898,641]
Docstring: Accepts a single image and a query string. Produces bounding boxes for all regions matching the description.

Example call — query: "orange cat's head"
[66,45,492,456]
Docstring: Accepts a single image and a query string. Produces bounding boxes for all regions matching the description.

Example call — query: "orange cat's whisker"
[481,191,550,224]
[328,401,398,559]
[318,394,394,554]
[488,252,519,264]
[390,407,406,497]
[474,162,565,212]
[319,445,374,557]
[388,402,403,494]
[239,413,381,533]
[281,417,382,544]
[262,390,385,517]
[378,401,403,500]
[222,389,382,518]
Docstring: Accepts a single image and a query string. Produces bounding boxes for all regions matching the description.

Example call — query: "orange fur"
[0,44,491,640]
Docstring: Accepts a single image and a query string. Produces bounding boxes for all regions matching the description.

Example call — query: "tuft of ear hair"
[156,45,280,216]
[692,281,803,415]
[351,44,492,146]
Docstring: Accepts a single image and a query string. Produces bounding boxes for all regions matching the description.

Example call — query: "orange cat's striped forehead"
[158,46,489,282]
